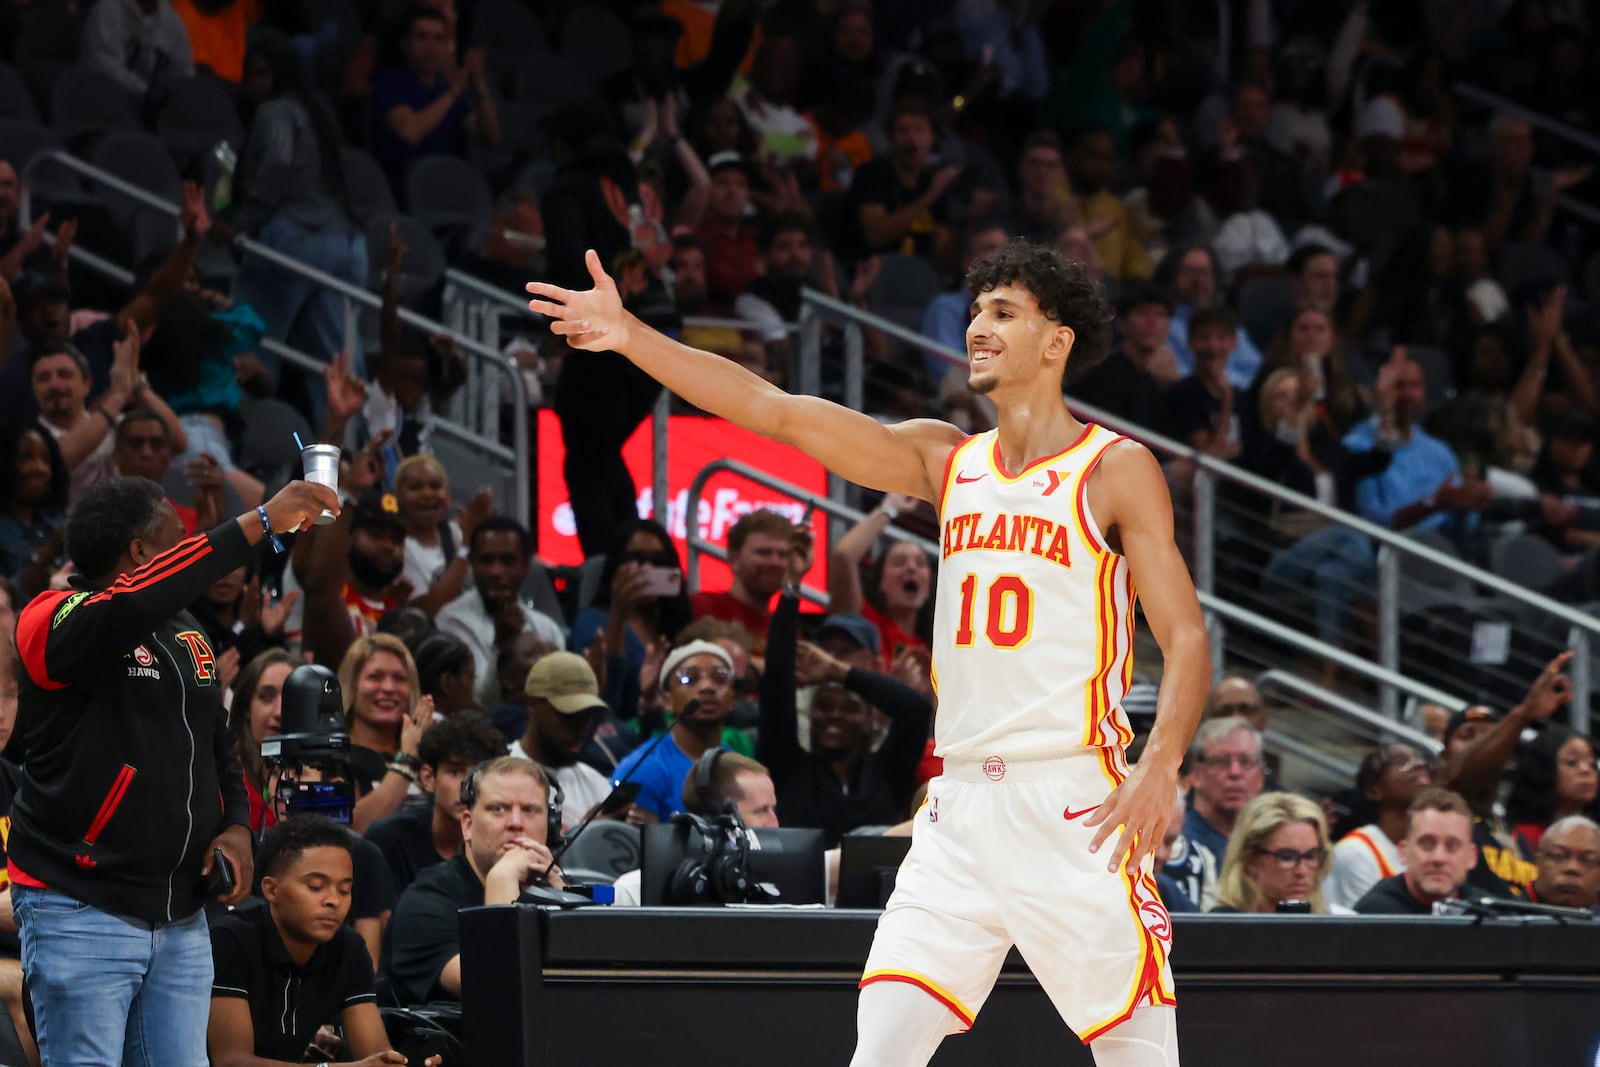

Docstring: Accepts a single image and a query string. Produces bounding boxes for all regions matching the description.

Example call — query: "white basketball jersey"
[930,424,1136,763]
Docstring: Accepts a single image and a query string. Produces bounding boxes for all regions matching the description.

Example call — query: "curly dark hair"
[964,239,1113,381]
[256,813,352,881]
[66,476,171,582]
[417,712,508,772]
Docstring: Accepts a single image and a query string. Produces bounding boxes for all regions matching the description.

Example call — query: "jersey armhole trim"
[1073,433,1129,558]
[935,433,979,518]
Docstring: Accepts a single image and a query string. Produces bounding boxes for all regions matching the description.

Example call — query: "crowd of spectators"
[0,0,1598,1060]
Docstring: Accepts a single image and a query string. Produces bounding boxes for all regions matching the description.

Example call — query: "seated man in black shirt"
[208,815,438,1066]
[1355,788,1483,915]
[365,714,506,895]
[1070,282,1177,436]
[384,757,564,1004]
[759,594,932,845]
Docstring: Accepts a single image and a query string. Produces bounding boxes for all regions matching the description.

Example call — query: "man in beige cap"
[510,651,614,833]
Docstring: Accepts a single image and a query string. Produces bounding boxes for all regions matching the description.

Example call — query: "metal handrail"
[682,458,939,608]
[1452,82,1600,159]
[803,285,1600,623]
[21,148,531,524]
[1449,82,1600,228]
[1197,591,1472,712]
[442,266,797,335]
[1254,670,1447,752]
[1265,728,1358,783]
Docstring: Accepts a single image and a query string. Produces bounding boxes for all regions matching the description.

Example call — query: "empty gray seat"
[50,63,140,149]
[340,145,397,225]
[0,118,97,214]
[1490,533,1568,595]
[0,62,40,123]
[1236,274,1294,349]
[557,821,640,882]
[1395,527,1473,617]
[90,130,184,263]
[156,75,245,172]
[513,54,593,117]
[472,0,549,93]
[1497,242,1570,293]
[236,396,315,490]
[404,155,494,251]
[869,253,943,332]
[559,6,633,80]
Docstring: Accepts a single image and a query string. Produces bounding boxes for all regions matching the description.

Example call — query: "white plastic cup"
[300,444,341,526]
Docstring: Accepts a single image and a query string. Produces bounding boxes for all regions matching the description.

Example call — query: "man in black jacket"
[9,474,337,1066]
[759,592,933,845]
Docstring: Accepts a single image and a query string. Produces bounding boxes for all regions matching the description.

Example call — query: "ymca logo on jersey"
[126,645,161,680]
[1032,470,1069,496]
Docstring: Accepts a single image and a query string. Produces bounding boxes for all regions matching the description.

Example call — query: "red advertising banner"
[536,410,830,592]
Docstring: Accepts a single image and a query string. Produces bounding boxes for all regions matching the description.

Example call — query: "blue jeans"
[1261,524,1376,648]
[231,214,369,428]
[14,885,212,1067]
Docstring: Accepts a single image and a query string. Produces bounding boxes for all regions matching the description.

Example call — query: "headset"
[668,748,755,904]
[666,811,753,905]
[690,748,733,818]
[459,758,564,847]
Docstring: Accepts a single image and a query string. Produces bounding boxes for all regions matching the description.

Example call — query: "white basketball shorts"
[859,748,1175,1043]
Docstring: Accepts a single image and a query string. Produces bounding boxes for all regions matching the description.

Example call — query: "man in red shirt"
[694,152,762,306]
[690,509,805,653]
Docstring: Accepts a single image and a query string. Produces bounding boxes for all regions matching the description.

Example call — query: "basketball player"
[528,242,1209,1066]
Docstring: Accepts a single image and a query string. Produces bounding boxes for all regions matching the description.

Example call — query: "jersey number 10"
[953,574,1033,649]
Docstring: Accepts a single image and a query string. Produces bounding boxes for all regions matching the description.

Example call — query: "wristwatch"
[394,752,423,772]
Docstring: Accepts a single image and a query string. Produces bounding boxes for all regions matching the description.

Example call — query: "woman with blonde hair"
[1255,304,1364,435]
[338,632,433,831]
[1212,791,1334,914]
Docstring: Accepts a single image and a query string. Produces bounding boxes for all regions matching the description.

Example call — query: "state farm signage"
[536,411,829,591]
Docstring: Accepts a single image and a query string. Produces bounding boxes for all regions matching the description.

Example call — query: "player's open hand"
[1084,760,1176,875]
[526,249,632,353]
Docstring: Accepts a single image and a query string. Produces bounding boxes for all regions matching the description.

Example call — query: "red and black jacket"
[10,521,254,923]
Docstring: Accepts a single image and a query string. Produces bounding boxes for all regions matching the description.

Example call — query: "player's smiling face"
[966,285,1068,396]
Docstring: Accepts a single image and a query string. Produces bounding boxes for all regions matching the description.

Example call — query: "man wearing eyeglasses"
[1325,742,1434,911]
[610,640,738,822]
[1170,718,1264,909]
[1526,815,1600,910]
[1354,788,1481,914]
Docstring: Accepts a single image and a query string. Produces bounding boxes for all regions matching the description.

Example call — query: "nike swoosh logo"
[955,472,987,484]
[1063,806,1099,821]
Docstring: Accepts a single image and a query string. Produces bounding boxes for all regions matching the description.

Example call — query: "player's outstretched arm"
[527,251,963,501]
[1084,441,1211,874]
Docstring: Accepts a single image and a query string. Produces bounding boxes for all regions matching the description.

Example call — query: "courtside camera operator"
[385,757,563,1005]
[8,476,337,1064]
[262,663,398,970]
[208,815,441,1067]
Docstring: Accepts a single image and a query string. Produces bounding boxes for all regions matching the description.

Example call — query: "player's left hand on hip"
[1084,765,1172,875]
